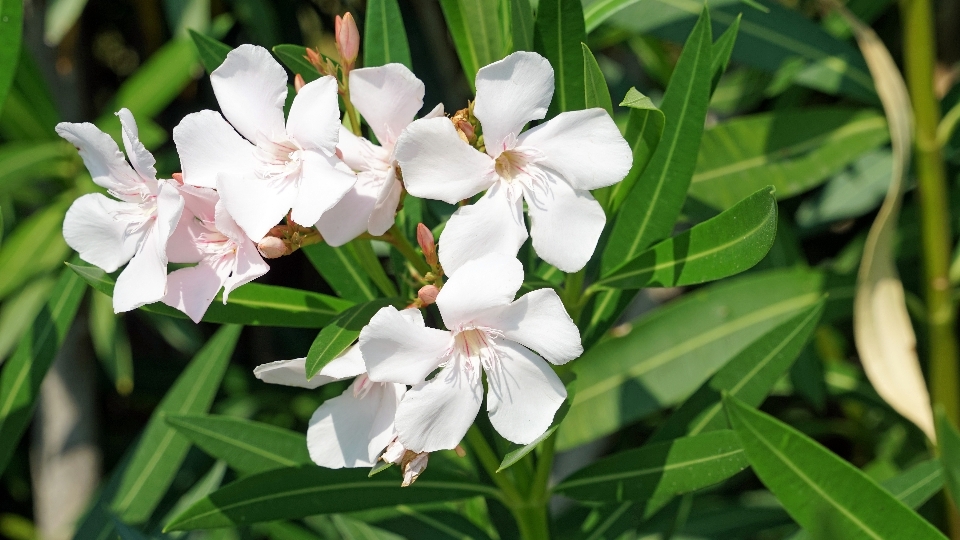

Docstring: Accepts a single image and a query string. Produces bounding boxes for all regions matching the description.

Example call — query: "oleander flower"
[360,253,582,452]
[173,44,356,242]
[395,51,632,274]
[317,64,443,246]
[162,185,269,323]
[58,109,184,313]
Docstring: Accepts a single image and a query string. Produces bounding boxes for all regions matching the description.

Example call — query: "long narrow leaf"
[0,0,23,110]
[364,0,412,69]
[534,0,587,117]
[306,298,397,378]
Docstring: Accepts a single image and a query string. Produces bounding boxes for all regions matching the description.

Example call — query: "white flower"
[360,253,582,452]
[173,44,356,242]
[58,109,184,313]
[395,51,633,274]
[317,64,443,246]
[254,343,405,469]
[162,186,269,323]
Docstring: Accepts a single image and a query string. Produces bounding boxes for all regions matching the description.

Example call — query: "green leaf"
[164,466,502,531]
[689,108,890,210]
[796,148,891,228]
[554,430,748,511]
[273,44,326,83]
[306,298,397,378]
[110,325,241,523]
[350,239,398,297]
[438,0,505,89]
[534,0,587,116]
[882,459,943,510]
[0,194,71,301]
[0,141,78,198]
[582,43,612,115]
[558,266,847,450]
[724,394,946,540]
[0,266,86,473]
[372,506,495,540]
[165,414,310,474]
[507,0,534,53]
[649,299,825,443]
[593,187,778,290]
[67,262,354,328]
[499,388,573,472]
[189,30,232,74]
[0,276,56,363]
[937,409,960,514]
[601,7,712,274]
[364,0,412,69]
[0,0,23,112]
[710,13,741,93]
[89,290,134,394]
[302,242,377,303]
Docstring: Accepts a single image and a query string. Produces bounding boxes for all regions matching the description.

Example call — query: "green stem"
[465,426,522,502]
[342,76,363,137]
[385,224,432,277]
[562,270,586,323]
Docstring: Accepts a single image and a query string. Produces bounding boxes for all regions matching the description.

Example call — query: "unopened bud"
[335,13,360,69]
[401,451,429,487]
[171,172,184,184]
[418,285,439,306]
[454,445,466,458]
[417,223,437,267]
[294,73,306,93]
[257,236,289,259]
[456,120,475,141]
[305,48,322,70]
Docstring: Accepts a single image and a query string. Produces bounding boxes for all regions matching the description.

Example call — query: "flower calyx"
[451,102,483,152]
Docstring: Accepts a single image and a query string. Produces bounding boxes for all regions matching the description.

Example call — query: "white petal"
[336,127,390,172]
[173,110,258,189]
[525,172,606,273]
[519,109,633,190]
[217,174,297,242]
[395,359,483,452]
[286,76,341,152]
[176,184,219,222]
[349,64,424,149]
[222,242,269,301]
[361,305,451,385]
[116,108,157,181]
[162,261,227,323]
[55,122,143,194]
[290,151,357,227]
[436,182,527,276]
[394,117,495,204]
[474,51,554,157]
[423,103,445,119]
[475,289,582,365]
[435,252,524,330]
[318,344,367,380]
[486,341,566,444]
[367,169,401,236]
[62,194,141,272]
[210,44,288,143]
[308,380,404,468]
[316,171,382,247]
[253,345,365,389]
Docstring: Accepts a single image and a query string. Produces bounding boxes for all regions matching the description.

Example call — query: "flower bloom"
[395,51,632,274]
[360,253,582,452]
[173,44,356,242]
[58,109,184,313]
[317,64,443,245]
[254,343,405,469]
[162,186,269,323]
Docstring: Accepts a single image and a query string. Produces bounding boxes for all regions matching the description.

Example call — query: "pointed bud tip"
[418,285,439,306]
[335,12,360,68]
[294,73,306,93]
[416,223,437,266]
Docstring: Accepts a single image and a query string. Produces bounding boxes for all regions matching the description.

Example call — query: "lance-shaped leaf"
[110,325,241,523]
[535,0,587,116]
[0,141,79,199]
[937,409,960,513]
[302,242,377,303]
[0,266,86,473]
[0,0,23,110]
[189,30,231,74]
[554,430,748,510]
[0,193,71,301]
[884,459,944,510]
[365,0,412,69]
[582,43,612,115]
[164,466,502,531]
[508,0,534,53]
[68,262,353,328]
[165,414,310,475]
[710,14,740,93]
[438,0,504,89]
[724,394,947,539]
[305,298,398,378]
[593,187,777,291]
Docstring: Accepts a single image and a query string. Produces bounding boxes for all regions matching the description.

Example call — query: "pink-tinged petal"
[176,184,219,222]
[396,359,482,452]
[423,103,445,119]
[167,213,205,264]
[116,108,157,181]
[308,380,404,468]
[316,170,382,247]
[62,194,142,272]
[254,344,366,389]
[486,341,566,444]
[336,127,390,172]
[474,52,554,157]
[173,110,258,189]
[55,122,143,194]
[349,64,424,149]
[217,174,297,242]
[367,169,401,236]
[394,117,495,204]
[475,289,582,365]
[526,172,606,273]
[162,261,227,323]
[222,241,269,302]
[286,76,341,152]
[436,183,527,276]
[518,108,632,190]
[436,252,524,330]
[210,44,288,142]
[290,150,357,227]
[361,305,451,385]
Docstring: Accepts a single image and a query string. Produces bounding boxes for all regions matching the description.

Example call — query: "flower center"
[449,326,504,375]
[195,219,238,261]
[255,136,304,181]
[112,195,158,240]
[492,146,550,201]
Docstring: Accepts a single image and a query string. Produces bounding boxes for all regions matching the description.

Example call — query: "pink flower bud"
[294,73,306,93]
[171,172,184,184]
[417,223,437,267]
[257,237,288,259]
[418,285,439,306]
[335,13,360,69]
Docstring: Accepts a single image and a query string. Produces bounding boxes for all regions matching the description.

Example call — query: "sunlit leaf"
[535,0,587,116]
[438,0,504,89]
[306,298,398,378]
[190,30,232,74]
[0,0,23,111]
[364,0,412,69]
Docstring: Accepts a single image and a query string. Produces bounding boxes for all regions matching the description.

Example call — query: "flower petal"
[394,117,495,204]
[173,110,258,189]
[290,150,357,227]
[486,341,566,444]
[116,108,157,181]
[423,103,445,119]
[475,289,582,365]
[395,359,483,452]
[474,51,554,157]
[217,173,297,241]
[286,76,341,152]
[210,44,288,143]
[62,193,142,272]
[349,64,424,149]
[316,170,382,247]
[525,172,606,273]
[436,182,527,276]
[55,122,143,194]
[336,127,390,172]
[176,184,219,222]
[367,168,401,236]
[222,241,269,302]
[162,261,228,323]
[319,343,367,380]
[518,108,633,190]
[166,212,205,264]
[253,345,365,389]
[435,252,524,330]
[361,305,451,386]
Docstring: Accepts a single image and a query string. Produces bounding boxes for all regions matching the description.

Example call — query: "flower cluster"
[60,15,631,484]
